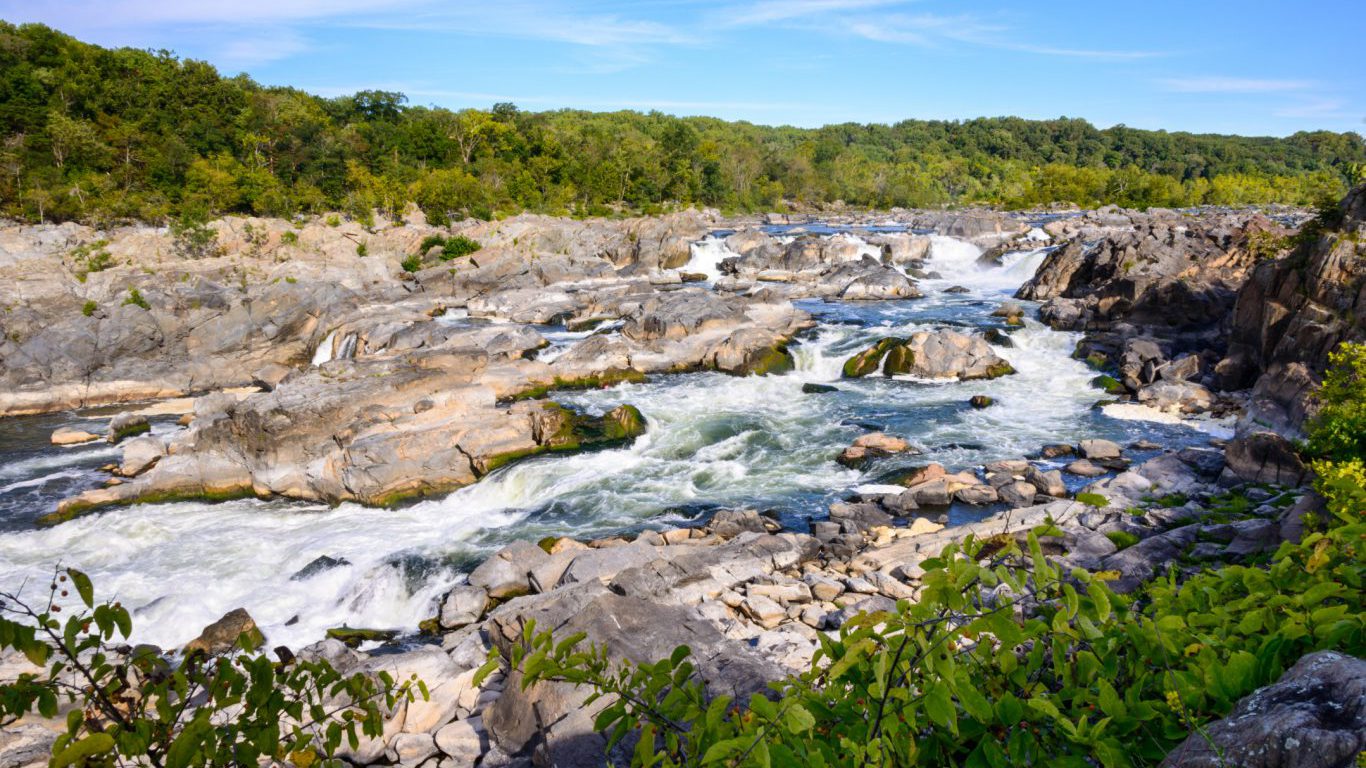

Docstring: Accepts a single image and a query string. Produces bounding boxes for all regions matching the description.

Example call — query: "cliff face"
[1216,185,1366,432]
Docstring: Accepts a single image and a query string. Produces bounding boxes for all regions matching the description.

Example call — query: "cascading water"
[0,232,1223,650]
[682,236,737,281]
[311,330,338,365]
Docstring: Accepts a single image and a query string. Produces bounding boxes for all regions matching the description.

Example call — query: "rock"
[434,719,487,764]
[1160,651,1365,768]
[998,480,1037,508]
[388,732,439,766]
[184,608,264,655]
[803,573,844,602]
[469,541,550,599]
[51,426,100,445]
[852,432,911,453]
[290,555,351,581]
[1078,439,1122,460]
[1065,458,1108,477]
[1039,443,1075,459]
[844,330,1015,381]
[107,412,150,443]
[968,395,995,409]
[1224,432,1308,486]
[117,434,165,477]
[955,484,999,505]
[877,463,945,487]
[802,382,838,394]
[439,585,489,630]
[250,363,293,391]
[1026,467,1067,497]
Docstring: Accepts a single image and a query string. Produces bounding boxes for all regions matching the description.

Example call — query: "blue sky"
[3,0,1363,136]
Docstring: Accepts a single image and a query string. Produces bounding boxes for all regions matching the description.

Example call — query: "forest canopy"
[2,21,1363,225]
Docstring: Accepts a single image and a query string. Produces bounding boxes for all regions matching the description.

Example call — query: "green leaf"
[51,733,115,768]
[924,682,956,732]
[783,703,816,734]
[66,568,94,608]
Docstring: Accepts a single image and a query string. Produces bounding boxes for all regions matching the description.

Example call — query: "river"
[0,230,1227,650]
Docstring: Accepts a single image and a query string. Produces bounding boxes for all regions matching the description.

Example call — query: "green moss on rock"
[842,337,905,378]
[1091,374,1126,395]
[505,368,647,402]
[326,627,398,648]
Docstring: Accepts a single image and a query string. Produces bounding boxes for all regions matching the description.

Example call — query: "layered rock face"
[1215,185,1366,432]
[0,210,716,416]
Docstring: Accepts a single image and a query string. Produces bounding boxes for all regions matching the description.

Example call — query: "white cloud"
[1159,76,1315,94]
[722,0,909,27]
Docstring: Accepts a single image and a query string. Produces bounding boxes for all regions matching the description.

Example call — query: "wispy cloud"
[721,0,908,27]
[348,5,693,47]
[717,2,1161,60]
[1159,76,1316,94]
[1273,97,1348,119]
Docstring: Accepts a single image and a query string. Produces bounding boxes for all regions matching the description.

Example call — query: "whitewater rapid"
[0,233,1209,651]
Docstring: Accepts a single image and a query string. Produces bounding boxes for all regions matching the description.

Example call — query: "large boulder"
[1161,651,1365,768]
[842,330,1015,381]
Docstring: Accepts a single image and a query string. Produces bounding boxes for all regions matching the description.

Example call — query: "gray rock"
[1078,439,1122,460]
[468,541,549,599]
[1161,651,1365,768]
[439,585,489,630]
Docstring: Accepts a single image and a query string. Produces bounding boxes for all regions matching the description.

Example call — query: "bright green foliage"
[122,288,150,310]
[440,235,481,261]
[355,242,368,257]
[1105,530,1140,550]
[1304,343,1366,461]
[1076,492,1111,508]
[81,300,97,317]
[503,504,1362,768]
[0,22,1362,224]
[399,254,423,274]
[0,569,423,767]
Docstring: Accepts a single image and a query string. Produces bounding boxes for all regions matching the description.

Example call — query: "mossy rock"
[1091,374,1126,395]
[1105,530,1140,550]
[842,337,905,378]
[737,345,795,376]
[1075,492,1111,508]
[802,383,838,394]
[882,344,916,376]
[109,421,150,443]
[983,328,1014,348]
[982,361,1016,379]
[1084,352,1109,370]
[326,626,398,648]
[507,368,647,402]
[969,395,995,409]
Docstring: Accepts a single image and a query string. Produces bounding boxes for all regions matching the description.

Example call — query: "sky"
[2,0,1364,137]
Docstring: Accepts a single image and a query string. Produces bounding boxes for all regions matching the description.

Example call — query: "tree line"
[2,21,1364,226]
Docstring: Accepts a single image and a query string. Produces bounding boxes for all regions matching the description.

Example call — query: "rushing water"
[0,233,1222,651]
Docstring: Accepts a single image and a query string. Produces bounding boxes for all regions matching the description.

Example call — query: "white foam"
[1101,403,1236,439]
[311,330,338,365]
[682,236,737,281]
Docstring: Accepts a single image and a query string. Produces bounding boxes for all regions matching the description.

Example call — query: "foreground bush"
[0,571,422,767]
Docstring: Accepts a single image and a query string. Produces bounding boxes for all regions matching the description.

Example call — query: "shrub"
[400,254,422,274]
[325,214,341,227]
[0,570,423,767]
[356,242,368,257]
[280,230,299,245]
[1105,529,1140,549]
[170,209,219,259]
[440,235,481,261]
[418,234,447,253]
[121,288,149,310]
[1304,342,1366,461]
[80,300,96,317]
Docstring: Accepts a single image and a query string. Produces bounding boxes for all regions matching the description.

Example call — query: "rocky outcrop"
[1161,651,1365,768]
[842,330,1015,380]
[1214,185,1366,431]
